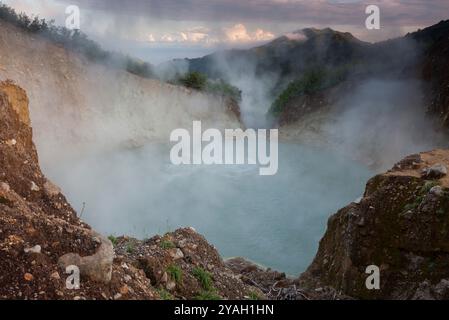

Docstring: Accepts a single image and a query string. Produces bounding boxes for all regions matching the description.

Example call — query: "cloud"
[53,0,449,27]
[9,1,449,42]
[6,0,449,62]
[223,24,275,42]
[284,31,308,41]
[163,26,212,43]
[144,23,274,45]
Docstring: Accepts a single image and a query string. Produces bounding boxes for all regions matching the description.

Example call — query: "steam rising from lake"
[44,143,371,275]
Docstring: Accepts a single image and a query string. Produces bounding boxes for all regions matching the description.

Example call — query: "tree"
[179,72,207,90]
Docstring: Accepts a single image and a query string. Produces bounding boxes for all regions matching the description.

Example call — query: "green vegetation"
[108,235,118,246]
[166,264,183,284]
[0,3,154,78]
[173,71,241,101]
[206,79,242,101]
[420,180,439,194]
[248,291,261,300]
[126,242,136,254]
[269,66,350,116]
[160,239,176,250]
[157,288,174,300]
[195,290,222,300]
[191,266,221,300]
[179,71,207,90]
[403,181,441,212]
[192,267,213,291]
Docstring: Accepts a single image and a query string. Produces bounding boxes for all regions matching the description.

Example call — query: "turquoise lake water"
[46,143,372,275]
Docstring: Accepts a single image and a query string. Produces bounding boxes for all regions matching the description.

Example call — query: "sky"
[3,0,449,64]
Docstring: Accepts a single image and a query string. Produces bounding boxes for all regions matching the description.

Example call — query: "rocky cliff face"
[420,21,449,127]
[299,150,449,299]
[0,80,157,299]
[0,81,261,300]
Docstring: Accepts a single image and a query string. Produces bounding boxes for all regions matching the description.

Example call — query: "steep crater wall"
[0,21,241,165]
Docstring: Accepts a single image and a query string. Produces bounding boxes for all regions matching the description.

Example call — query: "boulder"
[58,232,114,283]
[421,163,447,179]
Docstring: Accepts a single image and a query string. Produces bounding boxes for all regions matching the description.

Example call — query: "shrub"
[125,56,154,78]
[195,290,222,300]
[179,72,207,90]
[166,265,183,284]
[269,66,350,116]
[248,291,261,300]
[160,239,176,250]
[157,288,174,300]
[192,267,213,291]
[108,235,118,246]
[206,79,242,101]
[126,242,135,254]
[175,71,241,101]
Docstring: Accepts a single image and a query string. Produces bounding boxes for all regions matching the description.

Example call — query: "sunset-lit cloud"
[141,23,274,45]
[223,24,275,43]
[3,0,449,63]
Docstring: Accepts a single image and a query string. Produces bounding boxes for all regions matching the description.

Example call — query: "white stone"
[24,245,42,254]
[166,281,176,291]
[422,164,447,179]
[5,139,16,146]
[43,180,61,196]
[0,182,10,192]
[169,248,184,260]
[30,181,40,192]
[430,186,444,196]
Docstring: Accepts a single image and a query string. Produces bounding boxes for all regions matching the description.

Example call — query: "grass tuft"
[192,267,213,291]
[167,264,183,284]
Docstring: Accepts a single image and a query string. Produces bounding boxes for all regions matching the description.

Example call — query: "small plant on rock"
[160,239,176,250]
[167,264,183,284]
[195,290,222,300]
[192,266,221,299]
[248,291,261,300]
[192,267,213,291]
[126,242,136,254]
[157,288,174,300]
[108,235,118,246]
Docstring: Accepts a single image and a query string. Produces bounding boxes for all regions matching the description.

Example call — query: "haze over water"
[45,142,372,275]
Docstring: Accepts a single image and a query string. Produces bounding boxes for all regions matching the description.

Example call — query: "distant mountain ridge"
[182,20,447,80]
[179,20,449,128]
[185,26,371,85]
